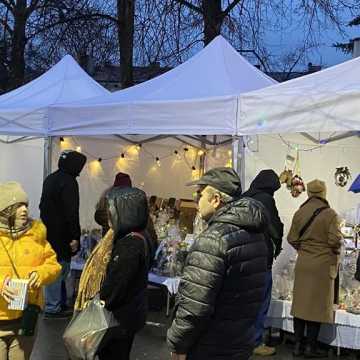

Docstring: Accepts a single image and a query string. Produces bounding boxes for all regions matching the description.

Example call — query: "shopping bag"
[63,295,119,360]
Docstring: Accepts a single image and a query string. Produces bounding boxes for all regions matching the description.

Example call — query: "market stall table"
[265,299,360,350]
[148,272,181,316]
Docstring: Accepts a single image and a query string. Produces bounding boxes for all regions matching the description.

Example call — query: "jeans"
[254,270,273,347]
[45,261,70,314]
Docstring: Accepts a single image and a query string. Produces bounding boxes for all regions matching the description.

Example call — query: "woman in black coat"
[97,187,152,360]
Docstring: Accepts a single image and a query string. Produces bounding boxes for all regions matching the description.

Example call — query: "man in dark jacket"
[243,169,284,356]
[167,167,268,360]
[355,252,360,281]
[40,150,86,318]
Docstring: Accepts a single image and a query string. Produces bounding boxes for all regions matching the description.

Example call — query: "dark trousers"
[97,328,135,360]
[254,270,273,346]
[294,317,321,346]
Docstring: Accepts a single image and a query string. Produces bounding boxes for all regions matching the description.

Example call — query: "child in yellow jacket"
[0,182,61,360]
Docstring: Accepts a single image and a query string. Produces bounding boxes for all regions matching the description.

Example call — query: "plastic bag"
[63,295,119,360]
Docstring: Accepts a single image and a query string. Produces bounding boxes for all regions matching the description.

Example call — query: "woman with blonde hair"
[0,182,61,360]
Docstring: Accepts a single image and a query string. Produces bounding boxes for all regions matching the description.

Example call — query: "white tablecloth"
[266,300,360,349]
[148,273,180,295]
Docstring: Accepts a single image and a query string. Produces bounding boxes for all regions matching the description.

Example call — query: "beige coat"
[288,197,342,324]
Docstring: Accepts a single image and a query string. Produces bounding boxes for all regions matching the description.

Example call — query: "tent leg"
[232,136,246,189]
[43,136,53,180]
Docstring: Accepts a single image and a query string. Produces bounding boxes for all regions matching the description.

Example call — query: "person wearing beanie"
[39,150,87,319]
[94,172,132,236]
[288,179,342,358]
[167,167,268,360]
[94,172,158,264]
[243,169,284,357]
[0,182,61,359]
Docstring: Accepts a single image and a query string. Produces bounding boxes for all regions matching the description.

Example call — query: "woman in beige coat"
[288,179,342,358]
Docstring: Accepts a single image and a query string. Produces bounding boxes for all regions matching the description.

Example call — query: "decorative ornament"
[279,169,293,190]
[335,167,351,187]
[290,175,306,198]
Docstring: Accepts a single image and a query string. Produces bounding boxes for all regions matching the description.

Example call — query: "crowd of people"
[0,149,359,360]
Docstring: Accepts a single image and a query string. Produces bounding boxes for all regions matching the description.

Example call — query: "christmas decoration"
[335,167,351,187]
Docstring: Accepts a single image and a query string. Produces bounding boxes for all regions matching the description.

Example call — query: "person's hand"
[0,277,17,303]
[28,271,40,289]
[70,240,79,253]
[170,353,187,360]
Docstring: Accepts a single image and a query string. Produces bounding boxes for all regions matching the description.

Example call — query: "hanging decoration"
[335,167,351,187]
[279,149,305,197]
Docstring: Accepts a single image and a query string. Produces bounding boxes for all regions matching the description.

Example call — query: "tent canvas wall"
[237,56,360,135]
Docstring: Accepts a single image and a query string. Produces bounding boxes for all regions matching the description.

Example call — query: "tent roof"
[49,36,276,136]
[238,55,360,135]
[0,55,109,136]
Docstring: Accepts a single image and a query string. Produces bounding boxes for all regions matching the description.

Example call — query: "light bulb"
[198,150,205,156]
[76,146,81,152]
[156,157,161,167]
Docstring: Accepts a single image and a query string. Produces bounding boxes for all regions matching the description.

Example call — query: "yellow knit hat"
[0,182,28,213]
[307,179,326,200]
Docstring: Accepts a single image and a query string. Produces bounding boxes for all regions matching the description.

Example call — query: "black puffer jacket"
[243,169,284,267]
[167,197,268,360]
[39,151,86,261]
[100,187,152,333]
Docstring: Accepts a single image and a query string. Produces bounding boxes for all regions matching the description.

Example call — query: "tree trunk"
[202,0,222,45]
[117,0,135,89]
[9,0,28,89]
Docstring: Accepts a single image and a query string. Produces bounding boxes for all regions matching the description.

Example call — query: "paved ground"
[31,310,359,360]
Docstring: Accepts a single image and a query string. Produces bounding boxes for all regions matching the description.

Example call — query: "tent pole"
[232,136,246,190]
[43,136,53,180]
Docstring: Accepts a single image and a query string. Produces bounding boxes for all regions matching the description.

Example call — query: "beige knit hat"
[307,179,327,200]
[0,182,28,213]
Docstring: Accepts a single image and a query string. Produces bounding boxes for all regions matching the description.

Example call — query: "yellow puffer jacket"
[0,220,61,320]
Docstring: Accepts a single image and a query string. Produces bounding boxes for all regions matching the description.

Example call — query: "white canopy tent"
[0,55,109,136]
[48,36,276,136]
[237,55,360,135]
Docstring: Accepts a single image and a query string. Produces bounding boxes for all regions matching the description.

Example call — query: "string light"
[121,153,125,158]
[76,146,82,152]
[192,166,196,171]
[98,157,102,163]
[184,147,189,152]
[60,137,64,142]
[156,157,161,167]
[136,144,142,151]
[174,150,181,160]
[198,150,205,156]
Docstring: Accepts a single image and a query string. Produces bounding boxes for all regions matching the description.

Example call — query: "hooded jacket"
[243,170,284,266]
[167,197,268,360]
[39,151,86,261]
[100,187,152,333]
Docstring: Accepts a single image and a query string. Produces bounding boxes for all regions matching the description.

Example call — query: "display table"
[148,272,180,316]
[266,300,360,350]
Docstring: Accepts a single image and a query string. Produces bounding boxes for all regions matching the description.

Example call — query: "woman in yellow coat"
[0,182,61,360]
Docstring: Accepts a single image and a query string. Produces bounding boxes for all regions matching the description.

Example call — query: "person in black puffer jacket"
[355,251,360,282]
[167,167,268,360]
[98,187,153,360]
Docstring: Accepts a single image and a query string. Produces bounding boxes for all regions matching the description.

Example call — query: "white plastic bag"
[63,295,119,360]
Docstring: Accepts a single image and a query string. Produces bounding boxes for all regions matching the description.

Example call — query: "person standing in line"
[167,167,268,360]
[288,179,342,358]
[96,187,153,360]
[0,182,61,360]
[243,169,284,356]
[39,150,87,318]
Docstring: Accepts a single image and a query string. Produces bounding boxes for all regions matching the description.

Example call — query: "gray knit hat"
[0,182,28,213]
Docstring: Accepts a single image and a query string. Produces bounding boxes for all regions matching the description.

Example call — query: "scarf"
[75,229,114,311]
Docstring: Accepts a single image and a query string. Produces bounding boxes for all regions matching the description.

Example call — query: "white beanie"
[0,182,28,213]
